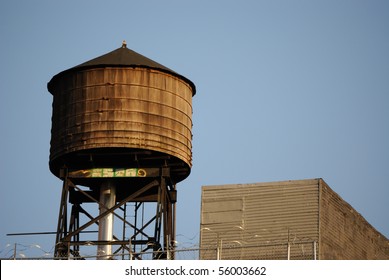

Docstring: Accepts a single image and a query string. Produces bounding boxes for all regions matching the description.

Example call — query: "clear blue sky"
[1,0,388,257]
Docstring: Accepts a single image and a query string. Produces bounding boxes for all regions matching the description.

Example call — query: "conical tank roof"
[48,41,196,94]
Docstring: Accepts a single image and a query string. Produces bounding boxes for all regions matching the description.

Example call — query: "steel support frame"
[54,167,176,260]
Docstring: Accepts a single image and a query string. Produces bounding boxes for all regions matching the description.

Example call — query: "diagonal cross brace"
[69,183,149,239]
[62,180,159,242]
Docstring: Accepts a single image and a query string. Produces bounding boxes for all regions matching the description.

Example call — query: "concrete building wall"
[319,179,389,259]
[200,178,389,260]
[200,179,320,260]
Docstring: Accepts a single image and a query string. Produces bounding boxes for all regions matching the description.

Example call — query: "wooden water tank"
[47,43,196,185]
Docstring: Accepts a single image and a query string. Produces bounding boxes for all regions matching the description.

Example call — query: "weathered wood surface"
[49,67,194,181]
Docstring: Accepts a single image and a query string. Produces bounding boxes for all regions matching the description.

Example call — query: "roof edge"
[48,64,196,96]
[47,45,196,95]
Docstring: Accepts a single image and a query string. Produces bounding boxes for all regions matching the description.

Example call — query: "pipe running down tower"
[47,41,196,259]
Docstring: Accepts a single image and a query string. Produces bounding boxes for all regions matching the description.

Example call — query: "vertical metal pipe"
[97,181,116,259]
[121,203,126,260]
[129,239,133,260]
[13,243,17,260]
[67,241,71,260]
[216,242,220,260]
[287,228,290,260]
[172,186,177,260]
[287,243,291,260]
[314,241,317,260]
[166,235,171,260]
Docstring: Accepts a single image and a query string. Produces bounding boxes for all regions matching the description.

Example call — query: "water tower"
[47,41,196,259]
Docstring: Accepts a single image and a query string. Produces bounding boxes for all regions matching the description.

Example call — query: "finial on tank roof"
[122,40,127,48]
